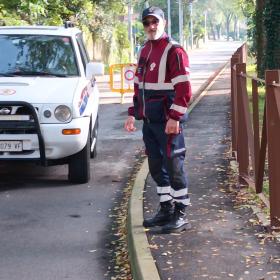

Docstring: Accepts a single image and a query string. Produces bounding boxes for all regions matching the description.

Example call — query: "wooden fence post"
[236,63,249,180]
[231,54,240,155]
[253,78,267,194]
[251,80,260,191]
[241,43,247,63]
[265,70,280,229]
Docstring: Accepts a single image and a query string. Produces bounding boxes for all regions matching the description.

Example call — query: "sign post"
[109,64,136,104]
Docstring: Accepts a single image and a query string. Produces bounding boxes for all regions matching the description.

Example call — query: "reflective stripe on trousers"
[143,122,190,206]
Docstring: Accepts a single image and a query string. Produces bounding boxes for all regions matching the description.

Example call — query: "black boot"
[161,203,191,233]
[143,202,173,228]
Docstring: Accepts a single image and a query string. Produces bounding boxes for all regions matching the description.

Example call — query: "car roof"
[0,26,81,37]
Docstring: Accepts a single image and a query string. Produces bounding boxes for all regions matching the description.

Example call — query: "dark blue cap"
[142,6,165,21]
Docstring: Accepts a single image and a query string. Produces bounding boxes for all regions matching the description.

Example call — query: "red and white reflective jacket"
[128,33,192,122]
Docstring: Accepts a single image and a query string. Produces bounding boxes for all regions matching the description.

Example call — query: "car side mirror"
[86,62,104,79]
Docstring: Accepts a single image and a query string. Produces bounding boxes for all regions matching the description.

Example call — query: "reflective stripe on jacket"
[128,33,192,122]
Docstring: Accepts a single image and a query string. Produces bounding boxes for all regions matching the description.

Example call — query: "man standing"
[124,6,192,233]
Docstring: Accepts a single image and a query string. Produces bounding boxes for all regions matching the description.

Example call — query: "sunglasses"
[142,19,159,27]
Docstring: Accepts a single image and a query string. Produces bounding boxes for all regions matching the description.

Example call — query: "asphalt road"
[0,40,241,280]
[0,103,143,280]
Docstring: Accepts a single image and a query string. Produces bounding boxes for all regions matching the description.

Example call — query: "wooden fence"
[231,44,280,229]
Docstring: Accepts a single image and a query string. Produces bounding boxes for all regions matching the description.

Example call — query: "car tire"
[90,115,99,159]
[68,131,90,184]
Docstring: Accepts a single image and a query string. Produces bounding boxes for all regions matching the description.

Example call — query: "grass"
[246,64,266,120]
[245,61,269,199]
[263,180,269,198]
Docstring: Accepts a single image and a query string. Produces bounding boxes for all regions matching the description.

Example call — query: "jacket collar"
[148,32,169,46]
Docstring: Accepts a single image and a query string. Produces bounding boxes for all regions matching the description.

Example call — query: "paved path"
[0,40,242,280]
[132,66,280,280]
[97,41,241,104]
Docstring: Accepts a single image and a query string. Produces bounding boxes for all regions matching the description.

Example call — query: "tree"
[0,0,130,64]
[255,0,266,77]
[217,0,238,41]
[84,1,127,62]
[264,0,280,71]
[114,22,130,62]
[0,0,29,25]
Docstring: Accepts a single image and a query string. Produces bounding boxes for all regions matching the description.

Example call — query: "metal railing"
[231,44,280,229]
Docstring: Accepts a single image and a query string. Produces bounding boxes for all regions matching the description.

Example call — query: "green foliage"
[114,22,130,63]
[264,0,280,70]
[238,0,255,45]
[0,2,23,25]
[241,0,280,77]
[0,0,249,66]
[123,0,245,48]
[238,0,255,17]
[19,0,48,24]
[133,21,145,46]
[0,0,129,65]
[0,6,28,25]
[87,4,113,43]
[246,63,265,121]
[192,13,205,43]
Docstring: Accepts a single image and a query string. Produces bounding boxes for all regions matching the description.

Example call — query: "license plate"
[0,115,30,121]
[0,141,23,152]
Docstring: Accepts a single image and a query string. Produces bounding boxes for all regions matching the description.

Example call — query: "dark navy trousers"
[142,122,190,206]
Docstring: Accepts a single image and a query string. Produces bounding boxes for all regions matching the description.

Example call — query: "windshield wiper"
[6,71,68,77]
[0,73,17,77]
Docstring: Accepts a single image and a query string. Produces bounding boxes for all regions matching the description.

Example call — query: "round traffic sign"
[124,69,135,82]
[124,67,135,83]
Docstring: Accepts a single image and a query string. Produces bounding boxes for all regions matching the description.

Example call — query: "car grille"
[0,101,46,163]
[0,105,38,134]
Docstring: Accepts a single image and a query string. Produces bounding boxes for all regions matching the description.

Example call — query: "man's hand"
[124,116,136,132]
[165,118,180,134]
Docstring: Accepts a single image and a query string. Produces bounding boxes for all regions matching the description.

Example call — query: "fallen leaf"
[148,244,159,249]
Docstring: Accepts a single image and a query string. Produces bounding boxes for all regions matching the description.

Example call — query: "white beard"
[146,29,165,41]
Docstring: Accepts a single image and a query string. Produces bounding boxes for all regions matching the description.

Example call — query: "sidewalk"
[128,66,280,280]
[97,40,241,105]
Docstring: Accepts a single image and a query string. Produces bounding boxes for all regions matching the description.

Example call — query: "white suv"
[0,23,103,183]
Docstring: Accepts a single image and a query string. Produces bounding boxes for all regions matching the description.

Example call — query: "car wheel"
[68,131,90,184]
[90,115,99,159]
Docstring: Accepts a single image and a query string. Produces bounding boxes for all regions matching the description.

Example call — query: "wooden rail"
[231,44,280,229]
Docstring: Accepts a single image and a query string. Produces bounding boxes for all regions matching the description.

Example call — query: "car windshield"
[0,34,79,77]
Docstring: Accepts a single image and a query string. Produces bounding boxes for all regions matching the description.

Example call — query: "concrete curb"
[127,62,230,280]
[128,160,160,280]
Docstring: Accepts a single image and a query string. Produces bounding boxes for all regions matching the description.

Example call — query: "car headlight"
[54,105,72,122]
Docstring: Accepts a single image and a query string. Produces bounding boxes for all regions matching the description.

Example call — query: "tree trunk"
[216,25,221,40]
[226,15,232,41]
[92,33,97,61]
[210,20,216,40]
[233,16,238,40]
[256,0,265,77]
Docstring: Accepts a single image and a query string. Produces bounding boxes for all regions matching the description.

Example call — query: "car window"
[76,34,90,70]
[0,34,79,76]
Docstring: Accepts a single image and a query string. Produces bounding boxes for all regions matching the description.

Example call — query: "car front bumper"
[0,116,90,161]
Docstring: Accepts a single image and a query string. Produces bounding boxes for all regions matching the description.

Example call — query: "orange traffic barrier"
[109,63,136,103]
